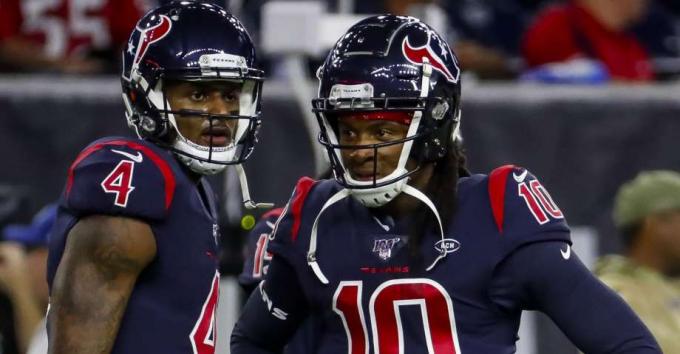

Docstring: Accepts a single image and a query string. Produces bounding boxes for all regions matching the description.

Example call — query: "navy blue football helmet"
[313,15,462,207]
[121,1,264,175]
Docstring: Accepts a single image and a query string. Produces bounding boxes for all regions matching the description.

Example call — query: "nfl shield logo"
[373,238,401,260]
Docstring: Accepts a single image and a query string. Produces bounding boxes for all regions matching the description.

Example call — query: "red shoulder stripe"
[488,165,515,233]
[66,140,176,210]
[66,143,107,196]
[290,177,317,242]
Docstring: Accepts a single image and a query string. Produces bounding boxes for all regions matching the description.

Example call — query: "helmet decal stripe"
[402,36,459,83]
[338,112,413,125]
[134,15,172,65]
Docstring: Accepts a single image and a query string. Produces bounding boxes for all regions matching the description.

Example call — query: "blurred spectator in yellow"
[595,171,680,353]
[0,0,149,74]
[0,204,56,354]
[522,0,654,82]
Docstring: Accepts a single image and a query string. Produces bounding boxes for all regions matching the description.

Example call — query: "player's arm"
[231,255,309,354]
[491,241,661,353]
[48,215,156,354]
[238,209,282,294]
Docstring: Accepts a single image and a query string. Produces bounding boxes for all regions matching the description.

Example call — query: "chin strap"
[306,185,448,285]
[307,188,351,284]
[401,184,448,272]
[235,164,274,210]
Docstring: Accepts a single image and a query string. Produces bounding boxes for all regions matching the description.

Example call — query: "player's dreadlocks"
[408,140,470,271]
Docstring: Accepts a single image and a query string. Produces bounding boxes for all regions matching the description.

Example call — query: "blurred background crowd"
[1,0,679,354]
[2,0,680,81]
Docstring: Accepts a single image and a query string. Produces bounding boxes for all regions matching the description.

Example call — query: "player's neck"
[380,164,434,218]
[179,162,204,184]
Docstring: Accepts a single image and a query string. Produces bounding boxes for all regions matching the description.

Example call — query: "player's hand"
[0,242,32,297]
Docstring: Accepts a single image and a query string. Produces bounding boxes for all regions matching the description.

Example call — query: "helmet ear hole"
[138,113,168,138]
[422,137,446,161]
[141,116,158,134]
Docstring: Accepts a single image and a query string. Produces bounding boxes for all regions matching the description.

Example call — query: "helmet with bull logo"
[313,15,462,207]
[121,1,264,176]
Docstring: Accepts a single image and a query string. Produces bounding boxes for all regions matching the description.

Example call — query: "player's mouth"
[350,169,382,181]
[200,126,231,147]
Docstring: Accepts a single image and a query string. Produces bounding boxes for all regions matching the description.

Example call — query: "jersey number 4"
[100,160,136,207]
[333,279,461,354]
[190,271,220,354]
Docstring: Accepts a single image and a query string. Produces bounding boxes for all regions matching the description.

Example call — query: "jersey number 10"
[333,279,461,354]
[518,180,564,225]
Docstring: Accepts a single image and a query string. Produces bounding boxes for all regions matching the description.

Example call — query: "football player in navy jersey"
[46,2,268,354]
[231,15,661,354]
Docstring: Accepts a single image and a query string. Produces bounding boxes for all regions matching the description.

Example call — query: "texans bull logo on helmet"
[402,35,460,83]
[132,15,173,68]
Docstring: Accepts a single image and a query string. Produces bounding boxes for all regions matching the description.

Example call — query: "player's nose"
[348,144,375,162]
[205,91,235,115]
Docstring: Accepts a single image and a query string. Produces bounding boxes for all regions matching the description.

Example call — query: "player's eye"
[222,91,239,102]
[376,128,395,140]
[339,127,356,141]
[190,90,206,101]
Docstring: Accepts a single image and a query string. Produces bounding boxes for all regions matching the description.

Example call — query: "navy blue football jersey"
[267,166,572,353]
[233,166,659,353]
[47,137,221,354]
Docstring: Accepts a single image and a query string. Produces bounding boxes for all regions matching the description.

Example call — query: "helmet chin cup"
[349,177,409,207]
[343,166,411,207]
[176,153,227,175]
[172,137,234,175]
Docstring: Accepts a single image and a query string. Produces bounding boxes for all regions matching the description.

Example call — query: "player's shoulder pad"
[487,165,570,242]
[64,137,177,221]
[270,177,340,245]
